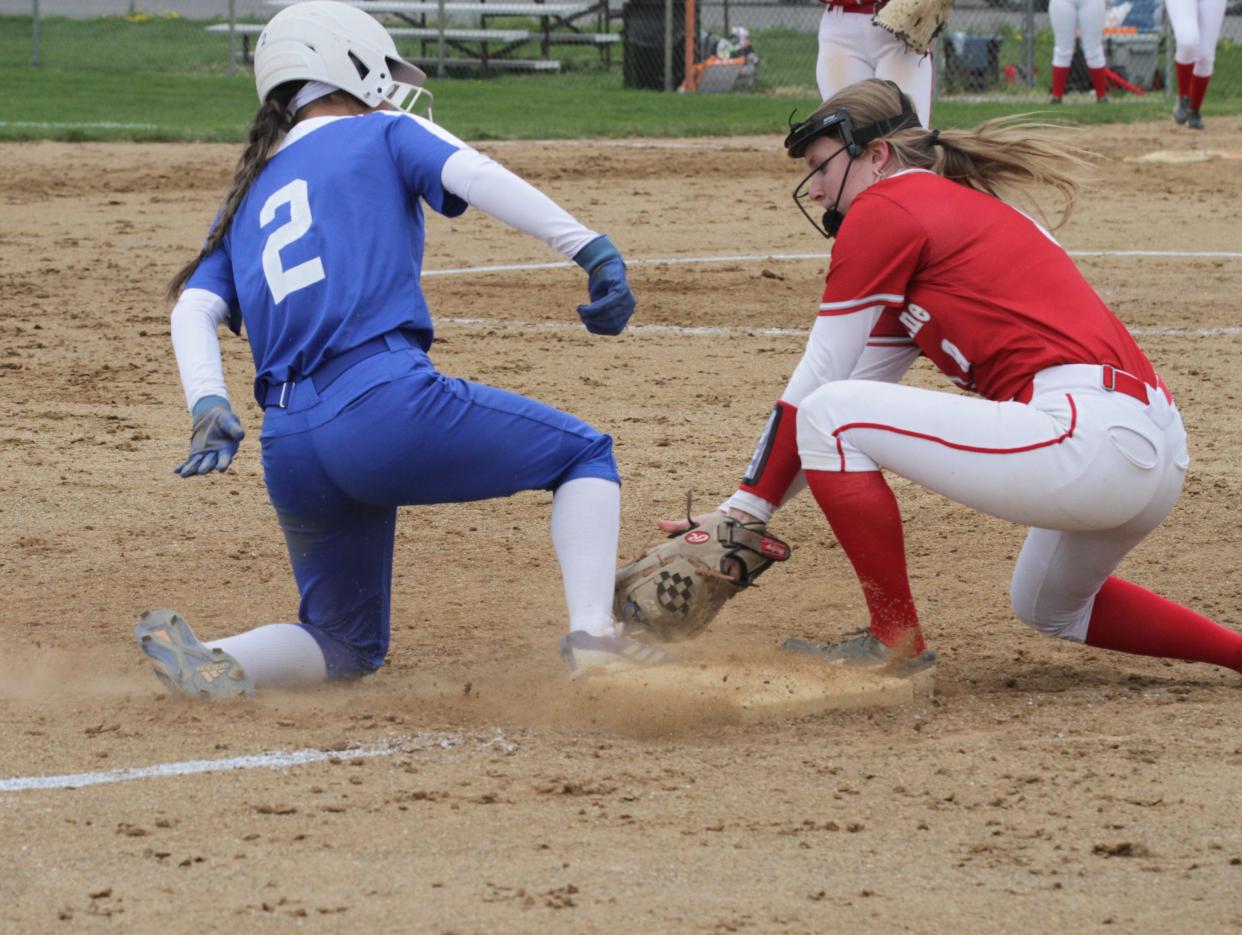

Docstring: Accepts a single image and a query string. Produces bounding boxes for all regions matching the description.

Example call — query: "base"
[593,661,934,724]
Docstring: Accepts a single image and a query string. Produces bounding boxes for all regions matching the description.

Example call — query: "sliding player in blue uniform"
[136,0,672,699]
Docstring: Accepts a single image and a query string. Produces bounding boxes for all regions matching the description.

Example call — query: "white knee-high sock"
[207,623,328,688]
[551,477,620,637]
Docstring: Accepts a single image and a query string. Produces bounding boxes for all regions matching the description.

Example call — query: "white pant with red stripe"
[797,365,1190,641]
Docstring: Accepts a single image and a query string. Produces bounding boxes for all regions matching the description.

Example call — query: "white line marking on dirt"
[430,248,1241,340]
[439,316,1242,340]
[487,139,756,151]
[1070,250,1242,258]
[0,730,516,794]
[423,249,1242,278]
[441,316,801,336]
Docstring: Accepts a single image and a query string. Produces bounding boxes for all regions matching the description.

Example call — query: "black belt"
[260,334,399,409]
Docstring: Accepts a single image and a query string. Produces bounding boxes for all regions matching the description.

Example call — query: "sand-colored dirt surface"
[2,117,1241,932]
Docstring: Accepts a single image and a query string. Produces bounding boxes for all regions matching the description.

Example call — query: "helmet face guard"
[255,1,432,115]
[792,142,852,239]
[785,86,922,238]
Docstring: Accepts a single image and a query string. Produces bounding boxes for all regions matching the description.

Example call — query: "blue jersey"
[186,112,467,391]
[176,110,619,681]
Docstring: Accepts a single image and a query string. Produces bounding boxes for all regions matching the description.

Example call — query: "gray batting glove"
[175,395,245,478]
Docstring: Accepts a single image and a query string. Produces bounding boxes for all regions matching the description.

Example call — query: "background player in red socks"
[1164,0,1226,129]
[661,78,1242,680]
[1048,0,1109,104]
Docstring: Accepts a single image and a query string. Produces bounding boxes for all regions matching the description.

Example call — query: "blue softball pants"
[258,331,619,678]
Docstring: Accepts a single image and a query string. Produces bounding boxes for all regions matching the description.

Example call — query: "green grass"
[3,14,1240,142]
[2,13,253,76]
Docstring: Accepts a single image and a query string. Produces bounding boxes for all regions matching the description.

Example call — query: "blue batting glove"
[174,395,245,478]
[573,235,636,336]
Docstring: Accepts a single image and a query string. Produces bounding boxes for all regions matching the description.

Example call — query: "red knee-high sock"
[1190,73,1211,112]
[1085,577,1242,673]
[805,470,925,654]
[1175,61,1194,97]
[1088,67,1109,100]
[1051,65,1070,98]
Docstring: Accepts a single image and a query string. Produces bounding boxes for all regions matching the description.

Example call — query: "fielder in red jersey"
[662,79,1242,678]
[818,171,1156,403]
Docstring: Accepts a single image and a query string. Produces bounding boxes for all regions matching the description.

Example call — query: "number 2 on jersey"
[260,179,325,304]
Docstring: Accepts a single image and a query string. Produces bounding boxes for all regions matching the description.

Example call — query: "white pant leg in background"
[797,367,1189,639]
[1193,0,1227,73]
[1050,0,1106,69]
[816,6,934,123]
[870,22,934,125]
[1078,0,1107,68]
[1167,0,1227,71]
[816,7,883,100]
[1165,0,1201,63]
[1165,0,1224,72]
[1049,0,1079,67]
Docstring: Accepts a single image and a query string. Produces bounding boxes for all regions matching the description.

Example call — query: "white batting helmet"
[254,1,428,109]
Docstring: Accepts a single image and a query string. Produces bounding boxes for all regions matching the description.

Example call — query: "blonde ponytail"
[809,79,1097,229]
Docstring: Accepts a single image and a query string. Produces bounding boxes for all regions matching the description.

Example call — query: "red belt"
[1012,365,1169,405]
[1103,364,1158,403]
[821,1,878,12]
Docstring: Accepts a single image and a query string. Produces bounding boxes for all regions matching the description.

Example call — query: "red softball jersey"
[824,170,1156,402]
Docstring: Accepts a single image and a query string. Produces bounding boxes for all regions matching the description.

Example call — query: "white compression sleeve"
[170,288,231,412]
[780,307,882,406]
[552,477,621,637]
[440,146,599,259]
[718,311,917,523]
[207,624,328,689]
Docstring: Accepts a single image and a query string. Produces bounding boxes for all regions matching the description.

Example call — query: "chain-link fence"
[5,0,1242,104]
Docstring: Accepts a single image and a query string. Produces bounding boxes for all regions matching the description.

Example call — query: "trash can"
[622,0,697,90]
[1108,34,1161,90]
[943,32,1002,92]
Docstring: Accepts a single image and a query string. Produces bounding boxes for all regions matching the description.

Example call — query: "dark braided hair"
[166,91,296,300]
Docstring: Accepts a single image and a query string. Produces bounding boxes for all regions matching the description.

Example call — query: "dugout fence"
[4,0,1242,121]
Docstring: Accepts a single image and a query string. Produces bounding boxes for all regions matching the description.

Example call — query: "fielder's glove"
[615,509,791,643]
[873,0,954,56]
[573,234,636,336]
[175,394,245,478]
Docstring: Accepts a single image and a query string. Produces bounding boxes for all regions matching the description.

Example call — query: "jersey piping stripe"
[820,293,905,312]
[830,393,1078,471]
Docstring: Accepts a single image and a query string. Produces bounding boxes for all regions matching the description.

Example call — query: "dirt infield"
[2,120,1242,932]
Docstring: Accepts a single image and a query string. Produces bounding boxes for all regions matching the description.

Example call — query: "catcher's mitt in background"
[873,0,953,56]
[615,512,791,643]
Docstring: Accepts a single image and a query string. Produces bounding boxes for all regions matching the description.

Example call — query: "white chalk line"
[488,139,749,151]
[422,248,1242,279]
[0,729,516,795]
[430,248,1241,340]
[5,247,1234,795]
[439,316,1242,341]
